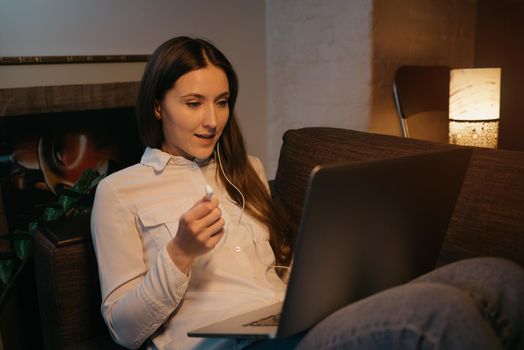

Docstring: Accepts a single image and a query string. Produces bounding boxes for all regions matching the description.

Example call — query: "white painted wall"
[265,0,373,176]
[2,1,476,178]
[0,0,268,163]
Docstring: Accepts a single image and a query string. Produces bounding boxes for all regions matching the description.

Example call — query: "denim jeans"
[246,257,524,350]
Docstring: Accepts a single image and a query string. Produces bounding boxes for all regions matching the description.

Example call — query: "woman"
[91,37,524,350]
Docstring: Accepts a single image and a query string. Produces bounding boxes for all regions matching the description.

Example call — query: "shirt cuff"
[144,245,190,311]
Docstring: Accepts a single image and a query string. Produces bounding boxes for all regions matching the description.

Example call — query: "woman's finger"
[198,206,222,229]
[185,197,219,221]
[201,217,225,240]
[205,228,225,248]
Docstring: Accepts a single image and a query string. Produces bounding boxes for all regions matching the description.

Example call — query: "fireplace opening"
[0,106,143,232]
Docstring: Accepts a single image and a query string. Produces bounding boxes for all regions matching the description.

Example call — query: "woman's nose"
[203,105,218,128]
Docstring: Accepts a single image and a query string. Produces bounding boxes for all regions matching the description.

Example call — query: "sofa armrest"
[33,215,123,350]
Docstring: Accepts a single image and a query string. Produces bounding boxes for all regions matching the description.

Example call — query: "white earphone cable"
[215,143,289,273]
[216,143,245,224]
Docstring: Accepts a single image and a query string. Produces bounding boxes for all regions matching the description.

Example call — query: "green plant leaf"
[3,167,105,291]
[89,175,105,190]
[58,193,77,213]
[0,259,15,285]
[60,188,84,198]
[28,221,39,235]
[41,202,64,210]
[73,168,100,193]
[14,240,32,259]
[43,207,64,221]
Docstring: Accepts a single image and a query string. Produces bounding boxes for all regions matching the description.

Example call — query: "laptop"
[188,148,472,340]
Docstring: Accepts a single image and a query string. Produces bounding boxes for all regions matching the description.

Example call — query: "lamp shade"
[449,68,501,121]
[449,68,501,148]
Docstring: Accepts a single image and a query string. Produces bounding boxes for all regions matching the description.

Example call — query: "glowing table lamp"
[449,68,501,148]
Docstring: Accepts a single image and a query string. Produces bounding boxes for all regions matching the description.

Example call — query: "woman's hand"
[167,195,224,274]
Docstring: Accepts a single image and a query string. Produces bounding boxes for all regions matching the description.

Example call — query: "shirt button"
[234,246,241,253]
[192,164,198,169]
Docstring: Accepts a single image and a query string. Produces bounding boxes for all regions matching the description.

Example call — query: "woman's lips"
[194,133,215,139]
[194,134,216,146]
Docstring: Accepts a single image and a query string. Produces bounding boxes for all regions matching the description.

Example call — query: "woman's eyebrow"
[215,92,230,99]
[180,92,230,99]
[180,93,205,99]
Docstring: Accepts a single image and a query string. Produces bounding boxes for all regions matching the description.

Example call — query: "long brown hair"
[136,36,292,266]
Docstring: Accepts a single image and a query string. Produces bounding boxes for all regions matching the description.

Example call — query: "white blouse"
[90,147,286,350]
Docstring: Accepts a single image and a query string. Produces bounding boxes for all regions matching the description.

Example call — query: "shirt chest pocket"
[137,200,192,251]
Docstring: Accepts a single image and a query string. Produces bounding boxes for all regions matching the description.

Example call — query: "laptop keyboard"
[243,313,281,327]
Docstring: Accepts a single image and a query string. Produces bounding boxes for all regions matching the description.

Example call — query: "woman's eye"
[186,102,201,108]
[217,100,229,107]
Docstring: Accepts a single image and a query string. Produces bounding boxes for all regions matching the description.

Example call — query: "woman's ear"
[154,102,162,120]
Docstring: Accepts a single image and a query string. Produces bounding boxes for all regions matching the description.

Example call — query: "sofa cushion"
[273,127,454,242]
[440,147,524,266]
[273,127,524,267]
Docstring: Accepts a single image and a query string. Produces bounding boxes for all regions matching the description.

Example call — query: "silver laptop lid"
[277,148,472,338]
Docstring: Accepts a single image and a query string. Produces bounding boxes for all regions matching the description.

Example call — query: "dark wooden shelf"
[0,81,139,118]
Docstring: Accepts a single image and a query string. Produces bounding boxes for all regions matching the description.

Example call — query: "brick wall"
[266,0,373,176]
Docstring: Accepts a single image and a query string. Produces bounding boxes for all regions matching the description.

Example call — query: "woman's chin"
[190,147,214,161]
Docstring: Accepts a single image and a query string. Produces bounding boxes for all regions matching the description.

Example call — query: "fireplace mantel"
[0,81,139,117]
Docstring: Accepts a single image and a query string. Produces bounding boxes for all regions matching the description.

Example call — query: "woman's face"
[155,64,230,160]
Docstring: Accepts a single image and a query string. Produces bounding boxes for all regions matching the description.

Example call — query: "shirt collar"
[140,147,214,172]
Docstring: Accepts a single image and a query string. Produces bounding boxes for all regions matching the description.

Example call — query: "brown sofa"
[32,127,524,349]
